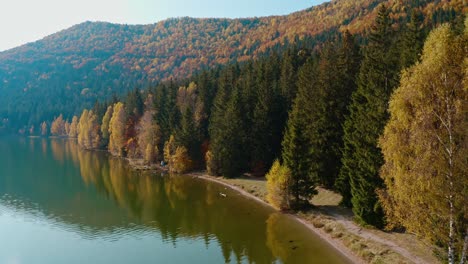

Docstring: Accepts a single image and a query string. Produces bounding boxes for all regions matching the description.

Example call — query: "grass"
[216,174,440,264]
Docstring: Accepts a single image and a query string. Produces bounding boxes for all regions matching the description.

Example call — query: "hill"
[0,0,464,130]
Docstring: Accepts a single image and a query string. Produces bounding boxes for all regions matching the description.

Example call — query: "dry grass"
[300,212,412,264]
[311,187,342,206]
[217,175,440,264]
[220,176,268,201]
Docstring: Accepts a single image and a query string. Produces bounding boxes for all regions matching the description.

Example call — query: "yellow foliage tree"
[379,23,467,263]
[137,110,161,163]
[50,114,66,136]
[172,146,193,174]
[108,102,127,157]
[266,160,292,211]
[77,109,101,149]
[69,116,79,138]
[40,121,48,136]
[101,105,113,144]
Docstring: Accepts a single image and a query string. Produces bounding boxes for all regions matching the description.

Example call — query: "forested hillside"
[49,7,467,261]
[0,0,465,131]
[7,0,466,262]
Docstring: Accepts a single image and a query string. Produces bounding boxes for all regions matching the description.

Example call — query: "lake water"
[0,137,351,264]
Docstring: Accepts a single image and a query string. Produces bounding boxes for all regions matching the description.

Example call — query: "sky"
[0,0,328,52]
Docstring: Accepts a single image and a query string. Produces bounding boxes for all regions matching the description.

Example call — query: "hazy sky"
[0,0,328,51]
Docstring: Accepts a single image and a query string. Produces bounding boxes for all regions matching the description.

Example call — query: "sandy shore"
[189,172,364,264]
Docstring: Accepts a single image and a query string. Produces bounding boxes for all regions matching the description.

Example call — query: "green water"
[0,137,351,264]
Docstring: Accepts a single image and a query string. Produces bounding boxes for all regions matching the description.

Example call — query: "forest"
[0,0,465,131]
[38,3,468,263]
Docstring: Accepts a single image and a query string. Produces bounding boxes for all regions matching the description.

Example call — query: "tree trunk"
[448,199,455,264]
[460,231,467,264]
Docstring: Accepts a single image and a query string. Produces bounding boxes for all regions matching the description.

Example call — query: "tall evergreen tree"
[281,58,319,208]
[338,4,399,227]
[400,9,424,69]
[334,31,362,206]
[207,65,239,176]
[177,108,201,167]
[279,47,300,110]
[251,56,283,174]
[307,43,340,188]
[214,88,246,178]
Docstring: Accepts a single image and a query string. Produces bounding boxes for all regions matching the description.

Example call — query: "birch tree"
[379,23,467,263]
[108,102,127,157]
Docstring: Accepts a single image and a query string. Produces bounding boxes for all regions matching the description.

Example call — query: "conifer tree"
[334,31,361,206]
[400,9,424,69]
[208,81,246,178]
[338,4,399,227]
[251,58,283,174]
[207,66,238,176]
[281,58,319,208]
[177,108,200,166]
[279,47,300,109]
[307,43,340,188]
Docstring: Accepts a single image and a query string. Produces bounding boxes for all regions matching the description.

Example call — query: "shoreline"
[188,172,364,264]
[53,141,435,264]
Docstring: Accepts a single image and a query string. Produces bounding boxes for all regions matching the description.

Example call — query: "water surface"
[0,137,350,264]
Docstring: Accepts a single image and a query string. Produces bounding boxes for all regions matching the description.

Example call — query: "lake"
[0,137,351,264]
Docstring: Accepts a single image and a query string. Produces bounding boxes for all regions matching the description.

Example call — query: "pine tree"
[338,4,399,227]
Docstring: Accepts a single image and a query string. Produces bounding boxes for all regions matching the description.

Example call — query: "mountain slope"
[0,0,464,130]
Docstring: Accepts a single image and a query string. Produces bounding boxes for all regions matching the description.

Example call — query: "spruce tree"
[334,31,361,207]
[177,108,201,166]
[400,9,424,69]
[207,66,239,176]
[251,56,282,175]
[215,89,246,178]
[281,58,319,208]
[279,47,300,109]
[307,43,340,188]
[338,4,399,227]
